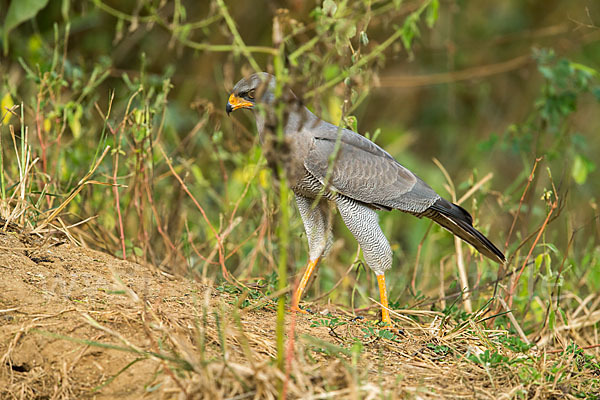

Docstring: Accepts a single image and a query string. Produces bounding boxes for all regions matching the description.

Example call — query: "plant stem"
[273,45,289,399]
[305,0,432,98]
[216,0,263,72]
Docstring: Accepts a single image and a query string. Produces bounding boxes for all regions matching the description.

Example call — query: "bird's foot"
[289,304,311,314]
[378,322,404,337]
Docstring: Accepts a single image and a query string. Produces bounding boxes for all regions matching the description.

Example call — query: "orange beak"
[226,93,253,115]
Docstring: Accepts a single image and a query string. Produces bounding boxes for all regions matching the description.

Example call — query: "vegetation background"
[1,0,600,398]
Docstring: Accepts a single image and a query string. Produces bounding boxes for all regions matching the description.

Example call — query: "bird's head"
[226,72,276,115]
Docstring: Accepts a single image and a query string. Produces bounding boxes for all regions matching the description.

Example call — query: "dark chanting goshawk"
[226,73,505,325]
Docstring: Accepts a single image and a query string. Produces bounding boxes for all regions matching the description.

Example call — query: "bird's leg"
[376,273,392,326]
[290,258,319,314]
[292,194,333,314]
[335,196,394,325]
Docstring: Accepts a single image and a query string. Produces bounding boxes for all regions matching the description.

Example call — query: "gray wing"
[303,124,440,213]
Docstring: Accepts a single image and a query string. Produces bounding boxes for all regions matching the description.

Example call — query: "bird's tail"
[421,198,505,264]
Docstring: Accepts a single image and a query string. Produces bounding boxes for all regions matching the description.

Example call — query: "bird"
[226,72,505,325]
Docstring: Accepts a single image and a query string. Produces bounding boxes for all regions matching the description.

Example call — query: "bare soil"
[0,230,597,399]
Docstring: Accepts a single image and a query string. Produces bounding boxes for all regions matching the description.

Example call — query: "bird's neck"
[252,109,269,144]
[253,104,318,144]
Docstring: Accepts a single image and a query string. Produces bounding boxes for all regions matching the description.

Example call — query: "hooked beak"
[226,93,253,116]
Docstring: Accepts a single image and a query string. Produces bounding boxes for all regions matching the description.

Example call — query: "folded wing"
[303,125,440,213]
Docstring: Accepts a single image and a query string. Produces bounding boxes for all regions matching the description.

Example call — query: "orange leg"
[290,258,319,314]
[377,274,392,326]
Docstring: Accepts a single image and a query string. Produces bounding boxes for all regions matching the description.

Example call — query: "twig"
[505,157,542,251]
[507,194,558,307]
[457,173,493,205]
[305,0,433,99]
[32,147,110,234]
[377,55,531,88]
[546,343,600,354]
[432,157,471,313]
[158,145,232,283]
[497,297,530,345]
[215,0,263,72]
[412,221,433,294]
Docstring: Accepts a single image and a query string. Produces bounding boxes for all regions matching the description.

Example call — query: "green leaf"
[535,254,544,271]
[401,14,420,51]
[572,155,589,185]
[345,115,358,132]
[3,0,51,55]
[569,61,598,77]
[1,93,14,124]
[548,307,555,331]
[359,31,369,46]
[66,102,83,139]
[538,65,554,80]
[323,64,341,81]
[542,243,559,255]
[323,0,337,17]
[426,0,439,28]
[61,0,70,21]
[544,253,552,274]
[558,307,567,326]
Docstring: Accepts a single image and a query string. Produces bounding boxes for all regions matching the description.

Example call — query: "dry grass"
[2,1,600,398]
[0,228,598,399]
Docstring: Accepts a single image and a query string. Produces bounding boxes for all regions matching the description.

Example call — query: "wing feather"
[303,126,439,212]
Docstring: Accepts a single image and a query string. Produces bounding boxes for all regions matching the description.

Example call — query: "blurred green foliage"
[1,0,599,339]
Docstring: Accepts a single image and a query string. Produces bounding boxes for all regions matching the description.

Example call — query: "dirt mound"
[0,231,355,399]
[0,231,201,398]
[1,231,596,399]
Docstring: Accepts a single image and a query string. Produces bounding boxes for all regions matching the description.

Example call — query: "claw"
[290,305,310,314]
[379,323,399,332]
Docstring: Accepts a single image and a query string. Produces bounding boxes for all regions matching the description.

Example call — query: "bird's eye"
[247,89,256,99]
